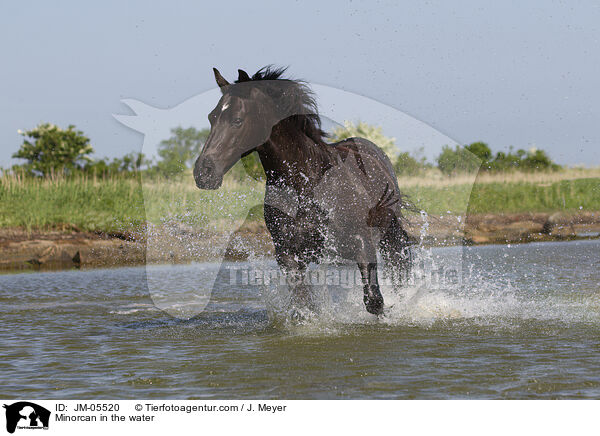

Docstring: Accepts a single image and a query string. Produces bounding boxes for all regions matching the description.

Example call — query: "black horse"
[194,66,412,315]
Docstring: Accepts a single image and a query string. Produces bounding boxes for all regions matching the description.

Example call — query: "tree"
[330,120,397,160]
[84,152,150,176]
[331,120,432,176]
[240,152,265,181]
[520,148,559,171]
[394,149,429,176]
[465,141,492,162]
[155,127,210,176]
[488,148,523,171]
[488,147,559,172]
[13,123,94,176]
[437,142,560,175]
[436,145,481,176]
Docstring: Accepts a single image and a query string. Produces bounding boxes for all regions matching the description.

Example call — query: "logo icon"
[3,402,50,434]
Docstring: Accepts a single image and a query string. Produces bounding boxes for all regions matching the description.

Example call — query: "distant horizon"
[2,1,600,167]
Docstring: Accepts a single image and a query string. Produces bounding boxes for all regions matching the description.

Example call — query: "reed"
[1,169,598,232]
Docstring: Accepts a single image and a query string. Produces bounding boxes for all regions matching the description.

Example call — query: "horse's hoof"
[364,296,384,315]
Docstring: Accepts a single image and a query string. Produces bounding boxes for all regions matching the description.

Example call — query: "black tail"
[379,214,413,287]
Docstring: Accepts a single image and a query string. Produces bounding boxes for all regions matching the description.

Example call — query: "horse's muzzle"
[193,156,222,190]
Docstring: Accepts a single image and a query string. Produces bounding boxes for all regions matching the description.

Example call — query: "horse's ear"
[237,69,251,82]
[213,68,230,90]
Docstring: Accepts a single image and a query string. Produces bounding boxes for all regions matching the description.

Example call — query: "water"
[1,240,599,399]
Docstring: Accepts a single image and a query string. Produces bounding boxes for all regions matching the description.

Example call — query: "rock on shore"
[1,212,598,271]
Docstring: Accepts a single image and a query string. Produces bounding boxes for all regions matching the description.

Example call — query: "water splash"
[257,241,600,334]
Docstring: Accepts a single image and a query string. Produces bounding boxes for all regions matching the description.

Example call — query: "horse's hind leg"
[357,262,384,315]
[380,217,413,288]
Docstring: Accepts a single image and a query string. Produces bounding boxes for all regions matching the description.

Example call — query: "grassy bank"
[0,169,598,232]
[0,172,265,232]
[405,177,600,215]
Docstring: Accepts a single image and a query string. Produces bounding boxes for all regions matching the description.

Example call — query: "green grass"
[0,171,598,232]
[0,174,144,231]
[0,172,266,232]
[466,178,600,214]
[403,178,600,216]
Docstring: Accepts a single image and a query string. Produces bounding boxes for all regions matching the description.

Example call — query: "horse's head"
[193,68,279,189]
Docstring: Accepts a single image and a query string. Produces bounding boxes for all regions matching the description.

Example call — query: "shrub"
[330,120,397,160]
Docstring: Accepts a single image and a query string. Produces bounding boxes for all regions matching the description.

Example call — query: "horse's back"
[330,136,399,189]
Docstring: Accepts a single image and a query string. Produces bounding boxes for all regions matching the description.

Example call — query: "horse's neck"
[257,125,330,194]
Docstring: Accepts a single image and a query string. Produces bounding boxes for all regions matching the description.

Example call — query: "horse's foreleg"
[357,262,384,315]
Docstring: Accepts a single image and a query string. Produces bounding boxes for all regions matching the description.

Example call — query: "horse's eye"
[232,118,243,127]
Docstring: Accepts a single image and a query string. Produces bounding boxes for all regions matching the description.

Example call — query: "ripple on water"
[0,240,599,398]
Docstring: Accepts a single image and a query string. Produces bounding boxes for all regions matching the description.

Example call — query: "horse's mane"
[234,65,328,146]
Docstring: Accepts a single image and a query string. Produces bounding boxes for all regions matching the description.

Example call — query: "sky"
[1,0,599,167]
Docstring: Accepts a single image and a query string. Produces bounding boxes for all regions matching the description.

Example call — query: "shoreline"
[1,211,598,272]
